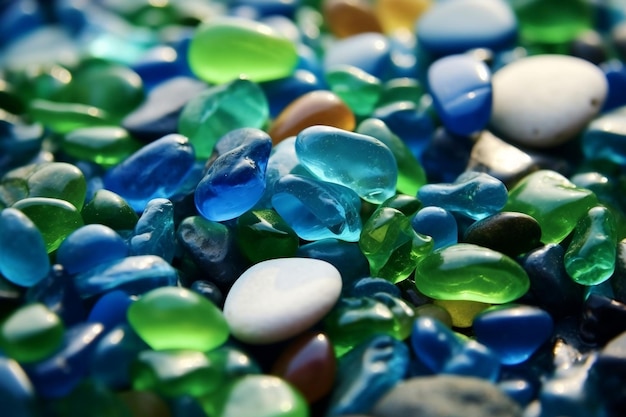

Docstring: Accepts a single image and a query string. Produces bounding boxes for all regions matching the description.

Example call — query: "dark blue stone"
[600,60,626,112]
[56,224,128,275]
[411,206,458,250]
[0,114,44,175]
[122,77,207,142]
[326,335,409,416]
[131,46,195,92]
[349,277,402,298]
[324,33,392,80]
[421,127,474,183]
[580,294,626,345]
[229,0,299,18]
[0,357,37,417]
[190,280,224,308]
[0,0,46,47]
[23,323,106,398]
[87,290,133,332]
[427,54,492,136]
[260,69,323,118]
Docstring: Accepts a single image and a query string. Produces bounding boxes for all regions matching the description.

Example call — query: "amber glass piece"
[323,0,383,38]
[271,332,337,403]
[268,91,355,144]
[375,0,432,33]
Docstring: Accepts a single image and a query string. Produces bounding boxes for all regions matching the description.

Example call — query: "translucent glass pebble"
[416,0,517,56]
[504,170,598,244]
[512,0,592,45]
[178,78,269,160]
[128,286,229,351]
[195,128,272,222]
[582,106,626,165]
[323,33,391,79]
[326,65,382,117]
[0,303,64,363]
[81,189,138,231]
[235,209,299,263]
[411,206,458,250]
[414,243,531,303]
[56,224,128,275]
[359,206,433,283]
[271,174,362,242]
[103,133,195,212]
[62,126,142,168]
[188,16,299,84]
[473,304,554,365]
[565,206,617,286]
[323,0,383,38]
[417,171,508,220]
[73,255,178,299]
[0,356,36,417]
[427,54,492,137]
[296,125,397,204]
[130,198,175,263]
[0,208,49,287]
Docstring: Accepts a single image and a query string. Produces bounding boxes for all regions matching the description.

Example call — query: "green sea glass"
[62,126,142,168]
[81,189,139,231]
[326,66,382,116]
[28,99,111,134]
[235,209,299,263]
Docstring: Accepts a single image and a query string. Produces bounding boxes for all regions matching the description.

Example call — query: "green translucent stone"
[510,0,592,46]
[0,78,26,115]
[326,66,382,116]
[28,98,111,134]
[376,78,423,107]
[357,118,427,195]
[50,382,132,417]
[504,170,598,244]
[565,206,617,286]
[324,297,399,357]
[127,286,230,352]
[206,345,261,379]
[81,189,139,231]
[5,64,72,103]
[13,197,84,253]
[188,16,299,84]
[414,243,531,304]
[62,126,142,168]
[236,209,299,263]
[0,303,64,363]
[132,350,222,398]
[178,78,269,160]
[378,194,422,216]
[359,207,433,283]
[371,292,415,340]
[205,375,309,417]
[1,162,87,210]
[58,61,144,120]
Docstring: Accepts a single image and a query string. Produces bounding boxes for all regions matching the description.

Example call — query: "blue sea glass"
[600,60,626,112]
[56,224,128,275]
[195,128,272,222]
[0,357,37,417]
[130,198,175,263]
[271,174,362,242]
[103,134,195,212]
[582,106,626,166]
[87,290,134,332]
[427,54,492,137]
[324,33,391,80]
[260,69,323,118]
[296,125,397,204]
[411,206,458,250]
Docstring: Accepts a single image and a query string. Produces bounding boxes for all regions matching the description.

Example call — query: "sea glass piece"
[62,126,142,168]
[235,209,299,263]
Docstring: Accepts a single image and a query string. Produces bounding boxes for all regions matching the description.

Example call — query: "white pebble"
[223,258,342,344]
[490,54,608,148]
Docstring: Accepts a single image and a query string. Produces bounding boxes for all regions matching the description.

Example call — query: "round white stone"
[223,257,342,344]
[490,54,608,148]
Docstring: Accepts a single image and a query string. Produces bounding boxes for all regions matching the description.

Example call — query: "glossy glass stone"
[62,126,142,168]
[0,303,64,363]
[433,299,490,329]
[236,209,299,263]
[581,106,626,166]
[28,99,111,134]
[81,189,139,231]
[323,0,383,38]
[414,243,531,304]
[0,356,37,417]
[188,16,299,84]
[130,198,175,263]
[324,33,391,80]
[375,0,431,33]
[127,286,229,352]
[326,66,382,117]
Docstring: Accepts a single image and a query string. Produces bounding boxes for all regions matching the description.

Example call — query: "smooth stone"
[81,189,139,231]
[323,0,383,38]
[370,376,523,417]
[0,357,37,417]
[490,55,608,148]
[463,212,542,257]
[582,106,626,166]
[416,0,517,56]
[427,54,492,137]
[223,258,342,344]
[130,198,175,263]
[323,33,391,80]
[580,294,626,345]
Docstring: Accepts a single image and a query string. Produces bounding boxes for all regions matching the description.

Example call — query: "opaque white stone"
[223,258,342,344]
[490,54,608,148]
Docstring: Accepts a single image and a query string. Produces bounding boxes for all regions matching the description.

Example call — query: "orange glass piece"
[375,0,432,33]
[323,0,384,38]
[268,90,356,144]
[271,332,337,403]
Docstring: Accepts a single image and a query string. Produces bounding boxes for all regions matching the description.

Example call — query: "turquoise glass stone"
[581,106,626,165]
[296,125,397,204]
[130,198,175,263]
[271,174,362,242]
[414,243,531,303]
[178,78,269,160]
[427,54,492,137]
[0,208,49,287]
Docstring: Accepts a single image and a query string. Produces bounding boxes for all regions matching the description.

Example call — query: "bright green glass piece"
[414,243,530,304]
[58,61,144,120]
[510,0,592,45]
[206,375,309,417]
[565,206,617,286]
[62,126,142,168]
[326,66,382,116]
[5,64,72,103]
[377,78,424,107]
[178,78,269,160]
[188,16,299,84]
[323,297,398,357]
[359,207,433,283]
[28,98,112,134]
[132,350,222,398]
[357,118,427,195]
[1,162,87,210]
[236,209,299,263]
[504,170,598,244]
[81,189,139,231]
[0,303,64,363]
[371,292,415,340]
[127,286,230,352]
[12,197,84,253]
